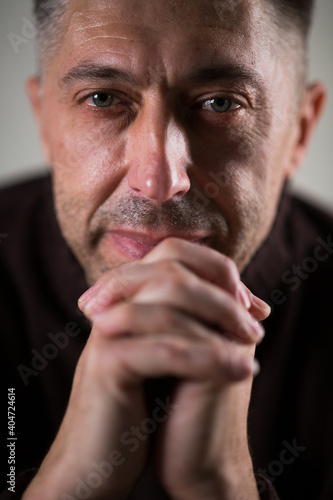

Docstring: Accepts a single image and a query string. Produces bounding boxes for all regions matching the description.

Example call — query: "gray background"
[0,0,332,209]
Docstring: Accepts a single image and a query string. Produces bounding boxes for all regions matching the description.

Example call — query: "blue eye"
[202,97,240,113]
[92,93,114,107]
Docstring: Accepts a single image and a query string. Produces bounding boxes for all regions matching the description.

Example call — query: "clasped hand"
[23,238,270,500]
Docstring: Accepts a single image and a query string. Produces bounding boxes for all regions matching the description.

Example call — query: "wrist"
[171,456,259,500]
[21,465,129,500]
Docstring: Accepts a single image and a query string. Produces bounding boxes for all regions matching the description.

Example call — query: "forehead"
[55,0,275,84]
[69,0,257,28]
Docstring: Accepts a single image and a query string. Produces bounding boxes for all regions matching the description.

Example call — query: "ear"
[26,76,51,165]
[286,81,326,178]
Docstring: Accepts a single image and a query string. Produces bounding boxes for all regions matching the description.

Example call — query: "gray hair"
[33,0,68,72]
[33,0,315,78]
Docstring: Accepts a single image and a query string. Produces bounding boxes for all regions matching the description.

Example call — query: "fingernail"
[263,303,271,316]
[237,284,251,310]
[78,292,98,317]
[78,287,94,306]
[81,288,114,317]
[237,318,265,342]
[251,294,271,316]
[249,317,265,340]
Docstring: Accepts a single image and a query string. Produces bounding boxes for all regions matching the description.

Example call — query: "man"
[0,0,331,498]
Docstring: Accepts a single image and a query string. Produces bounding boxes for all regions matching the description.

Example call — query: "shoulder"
[0,173,54,248]
[287,191,333,240]
[276,189,333,286]
[265,190,333,332]
[242,187,333,303]
[285,191,333,272]
[0,173,52,220]
[271,187,333,268]
[0,173,58,289]
[286,191,333,298]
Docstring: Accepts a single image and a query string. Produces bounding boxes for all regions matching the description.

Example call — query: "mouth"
[104,229,211,260]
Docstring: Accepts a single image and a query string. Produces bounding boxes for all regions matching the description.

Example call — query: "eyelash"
[79,91,245,119]
[79,91,134,115]
[201,98,241,113]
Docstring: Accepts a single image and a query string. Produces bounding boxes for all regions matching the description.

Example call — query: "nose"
[126,100,191,202]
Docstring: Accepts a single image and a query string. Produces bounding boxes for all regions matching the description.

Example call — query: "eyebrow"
[186,64,266,94]
[60,61,266,95]
[60,63,140,88]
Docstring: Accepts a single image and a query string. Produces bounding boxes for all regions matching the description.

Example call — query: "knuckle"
[164,272,191,296]
[231,310,252,341]
[92,303,137,337]
[156,306,177,330]
[235,322,253,342]
[209,348,224,373]
[94,285,114,308]
[209,341,237,378]
[156,338,190,361]
[159,260,188,287]
[166,310,189,333]
[114,302,136,327]
[219,255,240,291]
[156,237,184,257]
[160,258,182,274]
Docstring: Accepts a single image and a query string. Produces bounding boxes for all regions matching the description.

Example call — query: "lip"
[104,230,211,260]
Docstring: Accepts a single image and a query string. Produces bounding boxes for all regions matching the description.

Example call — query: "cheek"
[46,113,127,221]
[189,109,290,246]
[190,116,272,199]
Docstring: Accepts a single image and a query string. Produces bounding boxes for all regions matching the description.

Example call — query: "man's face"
[35,0,300,285]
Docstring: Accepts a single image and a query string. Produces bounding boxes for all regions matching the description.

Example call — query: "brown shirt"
[1,174,332,499]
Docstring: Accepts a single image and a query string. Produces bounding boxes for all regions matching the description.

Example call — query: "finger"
[92,302,216,342]
[90,273,265,345]
[143,238,241,298]
[79,238,244,309]
[248,292,271,321]
[80,261,186,316]
[92,330,258,386]
[146,240,269,320]
[78,240,268,338]
[78,257,252,327]
[132,277,265,344]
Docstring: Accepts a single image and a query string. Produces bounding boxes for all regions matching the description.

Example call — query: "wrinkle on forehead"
[63,0,270,53]
[54,0,277,91]
[66,0,262,34]
[62,0,276,65]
